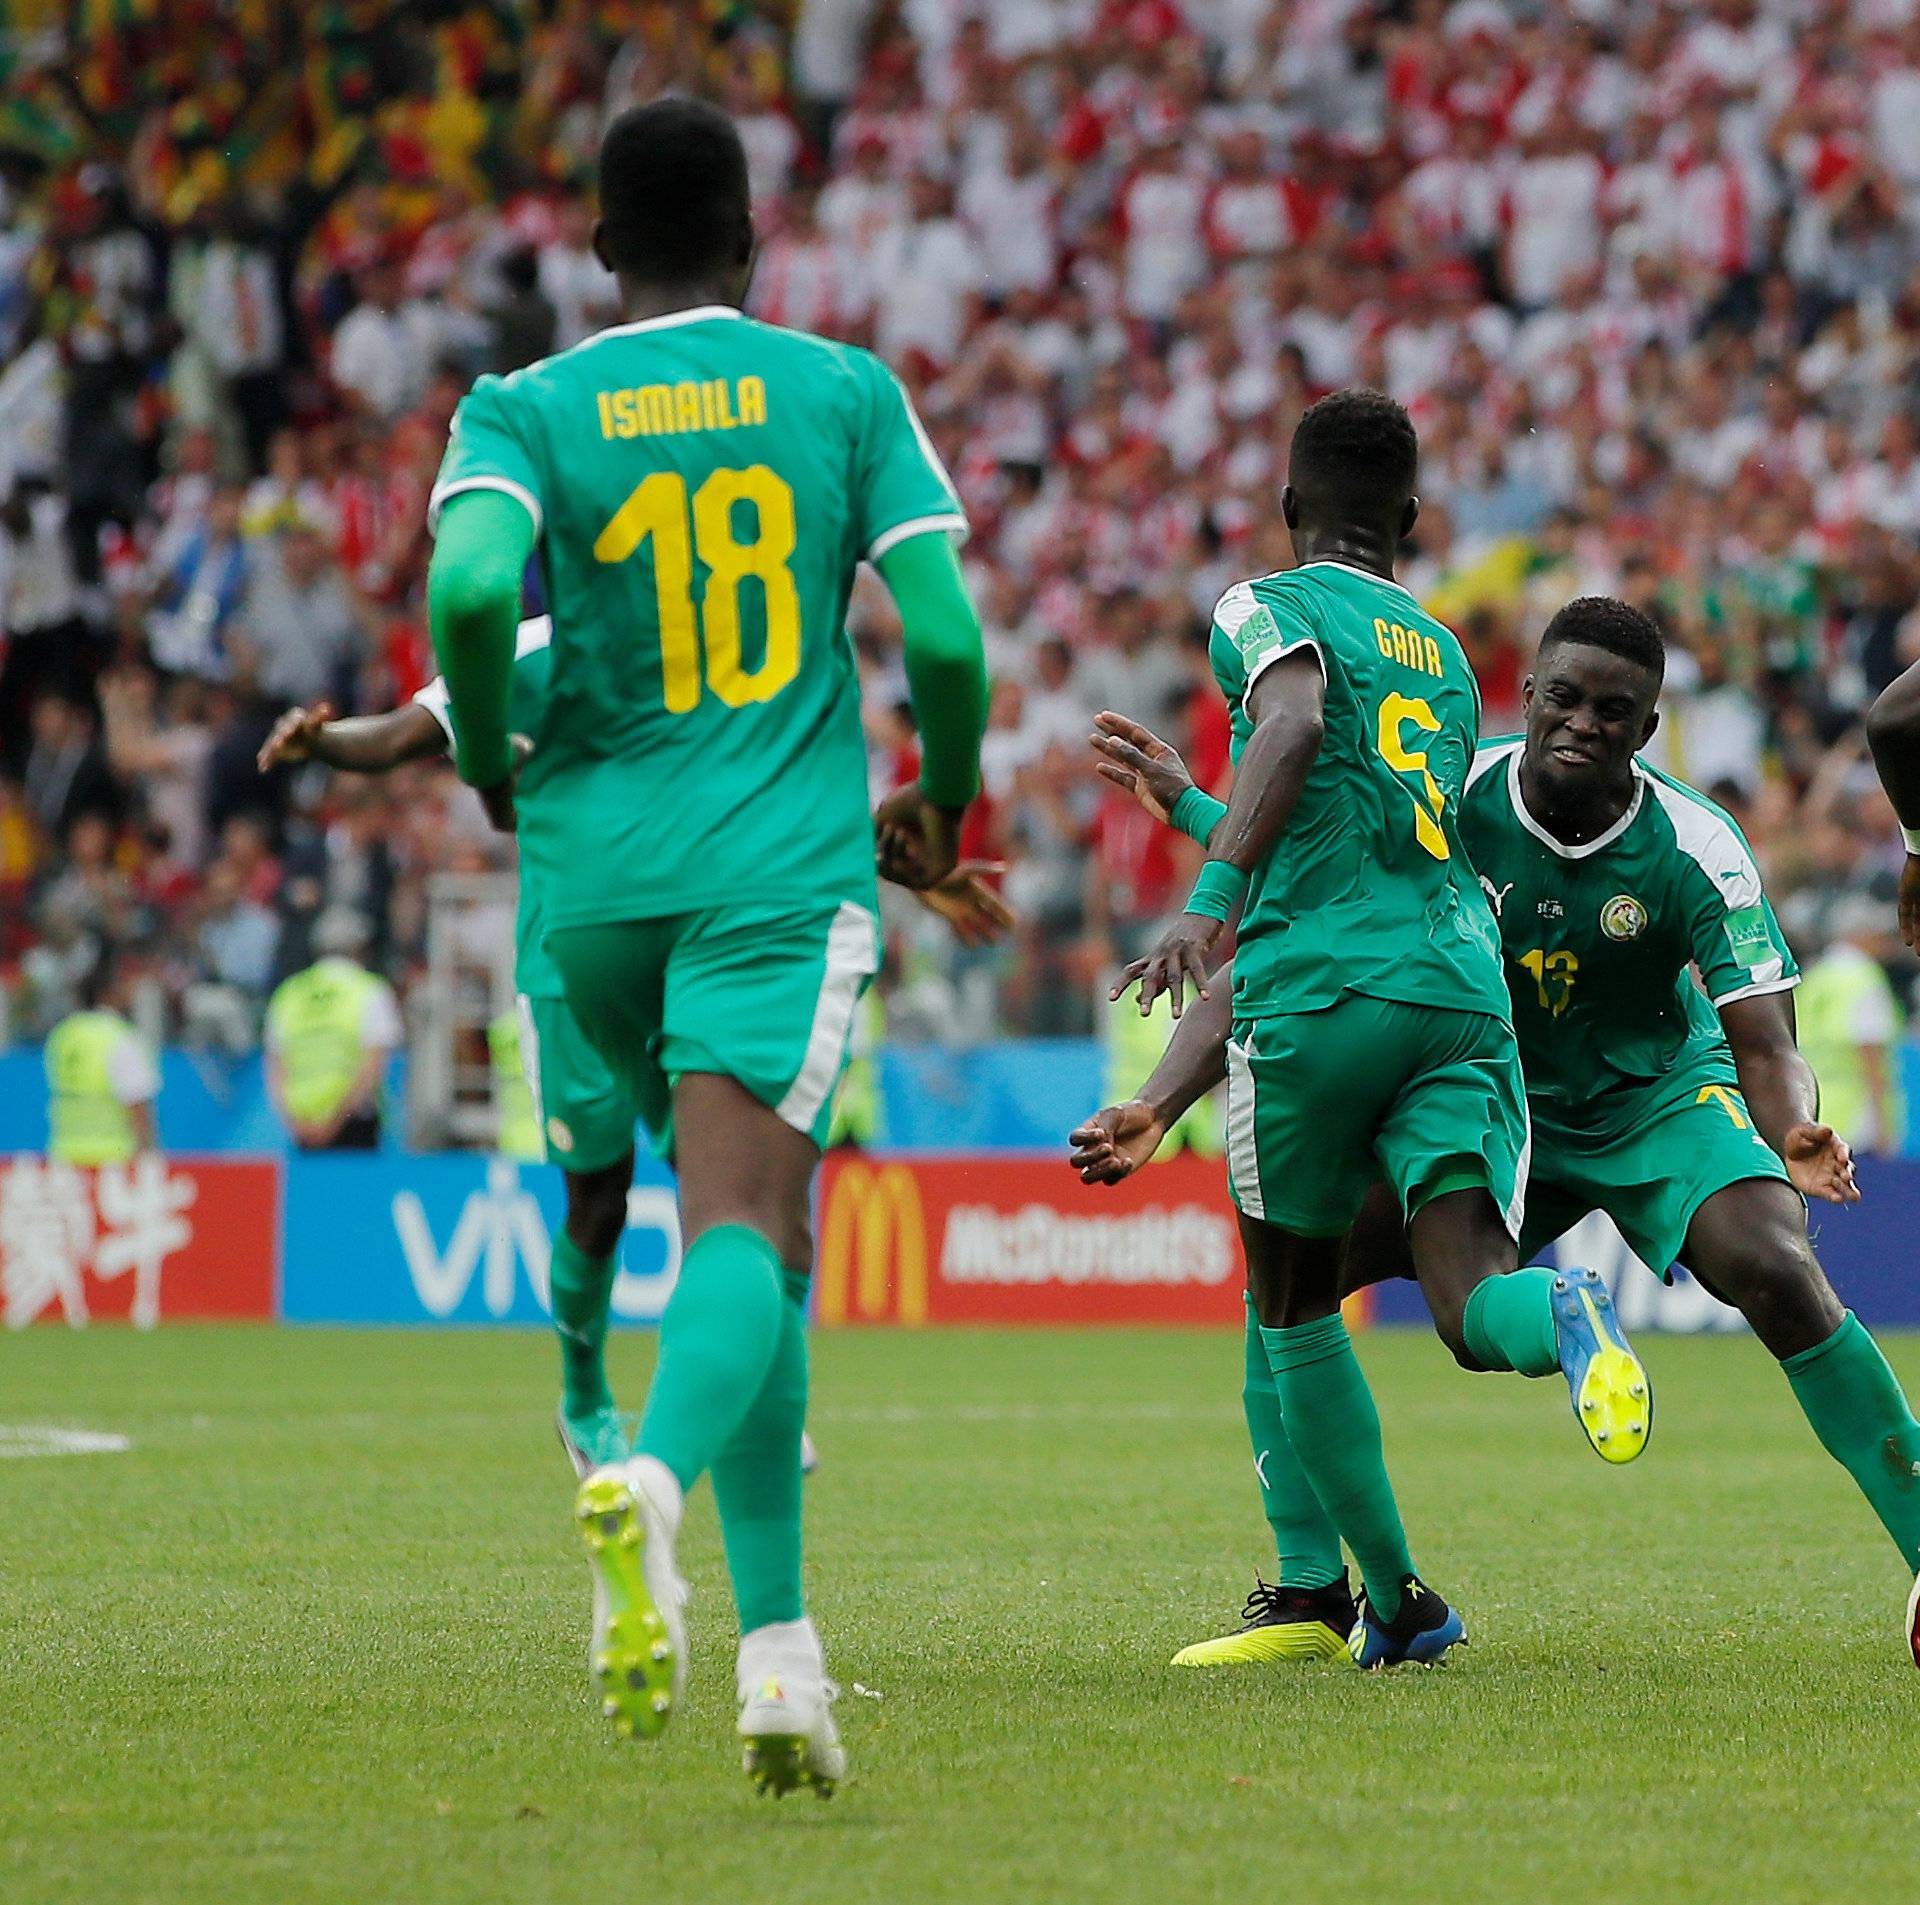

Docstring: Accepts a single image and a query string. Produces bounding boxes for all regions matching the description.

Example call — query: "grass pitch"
[2,1324,1913,1904]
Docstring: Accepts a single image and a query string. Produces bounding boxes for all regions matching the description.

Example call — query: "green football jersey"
[429,304,966,931]
[414,618,562,1000]
[1457,738,1799,1145]
[1208,560,1508,1021]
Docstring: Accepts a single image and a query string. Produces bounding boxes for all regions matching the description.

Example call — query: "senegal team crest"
[1600,894,1648,941]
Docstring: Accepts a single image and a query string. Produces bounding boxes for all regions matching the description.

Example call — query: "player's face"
[1522,643,1659,801]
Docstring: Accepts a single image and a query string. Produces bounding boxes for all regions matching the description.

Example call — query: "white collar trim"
[1293,559,1417,602]
[584,304,742,343]
[1507,747,1645,859]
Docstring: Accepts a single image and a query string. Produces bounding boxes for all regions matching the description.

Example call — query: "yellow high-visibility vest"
[44,1009,143,1165]
[488,1009,544,1161]
[266,957,385,1126]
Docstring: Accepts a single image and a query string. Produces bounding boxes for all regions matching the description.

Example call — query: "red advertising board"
[0,1155,279,1326]
[817,1153,1251,1327]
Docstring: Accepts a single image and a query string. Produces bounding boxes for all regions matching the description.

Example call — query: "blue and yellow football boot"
[1171,1575,1356,1667]
[1348,1576,1466,1670]
[1552,1266,1652,1464]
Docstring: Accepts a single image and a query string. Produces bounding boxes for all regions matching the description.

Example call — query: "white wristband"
[1903,825,1920,856]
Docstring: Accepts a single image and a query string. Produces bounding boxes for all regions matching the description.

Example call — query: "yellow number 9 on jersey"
[594,464,802,713]
[1376,692,1449,859]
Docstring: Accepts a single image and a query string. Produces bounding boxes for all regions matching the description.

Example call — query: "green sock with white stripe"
[1241,1298,1344,1589]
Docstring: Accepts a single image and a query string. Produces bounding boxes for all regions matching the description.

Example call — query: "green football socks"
[636,1223,785,1493]
[712,1269,811,1631]
[1240,1299,1344,1589]
[1461,1266,1562,1377]
[1782,1311,1920,1568]
[1262,1313,1415,1618]
[549,1231,617,1417]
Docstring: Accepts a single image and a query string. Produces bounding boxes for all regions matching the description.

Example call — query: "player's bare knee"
[1706,1234,1841,1359]
[564,1160,633,1259]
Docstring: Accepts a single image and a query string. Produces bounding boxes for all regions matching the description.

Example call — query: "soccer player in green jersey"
[259,628,1006,1481]
[1866,659,1920,953]
[257,619,644,1473]
[1093,595,1920,1668]
[423,101,989,1791]
[1107,392,1652,1669]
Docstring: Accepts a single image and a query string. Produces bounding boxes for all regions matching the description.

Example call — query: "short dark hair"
[598,99,750,280]
[1287,389,1419,520]
[1538,596,1666,684]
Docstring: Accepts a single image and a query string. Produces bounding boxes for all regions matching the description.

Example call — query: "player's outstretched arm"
[872,531,988,890]
[1865,661,1920,947]
[428,489,535,829]
[1071,958,1233,1184]
[1720,991,1859,1204]
[256,702,449,776]
[1116,651,1324,1016]
[1091,709,1232,844]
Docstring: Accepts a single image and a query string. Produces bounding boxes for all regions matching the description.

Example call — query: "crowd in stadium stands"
[1,0,1918,1070]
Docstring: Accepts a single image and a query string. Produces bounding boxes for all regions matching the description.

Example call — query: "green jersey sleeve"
[1215,578,1325,713]
[1668,799,1798,1004]
[853,357,967,562]
[429,375,545,539]
[412,617,554,743]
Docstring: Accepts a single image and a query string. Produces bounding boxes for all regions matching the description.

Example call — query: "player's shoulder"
[1634,759,1764,903]
[1464,733,1524,802]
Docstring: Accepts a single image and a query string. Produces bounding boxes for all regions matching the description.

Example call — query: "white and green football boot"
[737,1618,845,1799]
[575,1457,686,1741]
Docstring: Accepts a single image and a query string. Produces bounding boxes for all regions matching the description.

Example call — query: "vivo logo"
[392,1162,682,1321]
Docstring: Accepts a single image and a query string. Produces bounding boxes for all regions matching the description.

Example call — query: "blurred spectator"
[1796,897,1907,1155]
[43,952,160,1164]
[4,0,1920,1065]
[231,521,370,709]
[264,908,401,1151]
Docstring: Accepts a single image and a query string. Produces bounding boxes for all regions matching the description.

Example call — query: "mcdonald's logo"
[818,1161,928,1325]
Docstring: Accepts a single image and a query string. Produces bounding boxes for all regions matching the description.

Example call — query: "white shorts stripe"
[1224,1033,1265,1220]
[515,993,547,1144]
[774,903,879,1136]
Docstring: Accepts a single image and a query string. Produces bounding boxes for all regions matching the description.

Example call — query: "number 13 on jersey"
[594,464,801,713]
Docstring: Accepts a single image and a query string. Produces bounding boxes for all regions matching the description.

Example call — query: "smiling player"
[1088,596,1920,1668]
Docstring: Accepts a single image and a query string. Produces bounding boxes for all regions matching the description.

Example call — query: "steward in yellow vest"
[44,975,160,1165]
[264,914,401,1150]
[488,1008,545,1161]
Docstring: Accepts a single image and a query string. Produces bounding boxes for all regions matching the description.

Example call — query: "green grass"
[2,1325,1913,1904]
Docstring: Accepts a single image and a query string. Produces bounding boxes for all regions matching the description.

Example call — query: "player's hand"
[916,859,1015,946]
[473,734,534,834]
[1783,1121,1860,1204]
[1116,912,1222,1017]
[1090,710,1194,825]
[875,785,964,891]
[257,703,334,772]
[1069,1099,1167,1184]
[1899,853,1920,950]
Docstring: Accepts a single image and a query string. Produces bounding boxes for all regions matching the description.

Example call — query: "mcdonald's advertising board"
[816,1153,1244,1327]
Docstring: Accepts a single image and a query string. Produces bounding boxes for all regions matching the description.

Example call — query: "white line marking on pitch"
[0,1426,132,1460]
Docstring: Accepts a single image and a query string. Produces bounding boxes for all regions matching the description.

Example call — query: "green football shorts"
[545,898,880,1155]
[517,993,644,1174]
[1517,1079,1791,1280]
[1225,991,1530,1240]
